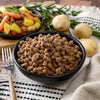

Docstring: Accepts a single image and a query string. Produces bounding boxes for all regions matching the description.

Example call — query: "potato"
[74,23,92,39]
[80,39,99,57]
[52,15,70,31]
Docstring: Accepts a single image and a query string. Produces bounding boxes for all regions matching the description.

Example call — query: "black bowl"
[0,6,43,39]
[13,31,86,84]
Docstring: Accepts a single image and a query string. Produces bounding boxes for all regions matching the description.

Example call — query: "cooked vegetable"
[20,10,35,22]
[52,15,70,31]
[34,17,41,24]
[27,25,36,31]
[20,28,23,34]
[0,15,10,32]
[0,5,41,35]
[3,11,21,19]
[0,7,5,13]
[24,17,34,26]
[80,39,99,57]
[34,22,40,29]
[4,23,11,34]
[5,6,21,14]
[11,31,17,35]
[74,23,92,39]
[11,23,21,33]
[19,6,29,13]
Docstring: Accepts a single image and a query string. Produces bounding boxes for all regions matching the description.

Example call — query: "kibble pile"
[17,34,82,76]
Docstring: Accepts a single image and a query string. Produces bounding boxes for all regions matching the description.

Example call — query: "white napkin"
[62,54,100,100]
[0,5,100,100]
[61,5,100,100]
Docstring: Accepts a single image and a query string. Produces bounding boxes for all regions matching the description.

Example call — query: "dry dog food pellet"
[17,33,82,76]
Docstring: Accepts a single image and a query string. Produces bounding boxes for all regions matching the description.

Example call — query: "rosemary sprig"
[5,6,21,13]
[93,31,100,38]
[42,11,54,31]
[70,20,81,29]
[23,0,30,5]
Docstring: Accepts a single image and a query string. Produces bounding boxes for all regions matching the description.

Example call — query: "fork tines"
[2,48,14,69]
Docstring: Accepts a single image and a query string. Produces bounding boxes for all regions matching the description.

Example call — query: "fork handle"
[9,76,16,100]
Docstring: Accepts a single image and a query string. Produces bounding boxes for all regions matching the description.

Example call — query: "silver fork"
[2,48,16,100]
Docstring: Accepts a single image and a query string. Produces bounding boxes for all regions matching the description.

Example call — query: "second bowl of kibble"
[13,31,86,84]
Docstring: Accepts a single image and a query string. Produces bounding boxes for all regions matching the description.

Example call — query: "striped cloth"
[0,64,77,100]
[0,53,89,100]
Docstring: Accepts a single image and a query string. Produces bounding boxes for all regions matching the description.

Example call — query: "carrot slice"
[0,15,10,32]
[3,11,21,19]
[20,10,35,22]
[11,31,18,35]
[20,28,23,34]
[10,28,23,35]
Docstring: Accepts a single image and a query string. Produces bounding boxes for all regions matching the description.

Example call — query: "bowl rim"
[13,31,86,78]
[0,6,44,39]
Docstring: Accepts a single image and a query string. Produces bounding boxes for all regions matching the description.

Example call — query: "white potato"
[74,23,92,39]
[80,39,99,57]
[52,15,70,31]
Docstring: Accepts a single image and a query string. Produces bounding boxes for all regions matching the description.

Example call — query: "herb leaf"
[70,20,81,29]
[23,0,30,5]
[5,6,21,13]
[93,31,100,38]
[71,11,82,16]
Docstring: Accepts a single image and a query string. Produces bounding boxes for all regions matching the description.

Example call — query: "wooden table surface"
[0,0,100,7]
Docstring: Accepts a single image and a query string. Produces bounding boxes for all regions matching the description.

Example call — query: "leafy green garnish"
[71,11,82,16]
[70,20,81,29]
[93,31,100,38]
[23,0,30,5]
[5,6,21,13]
